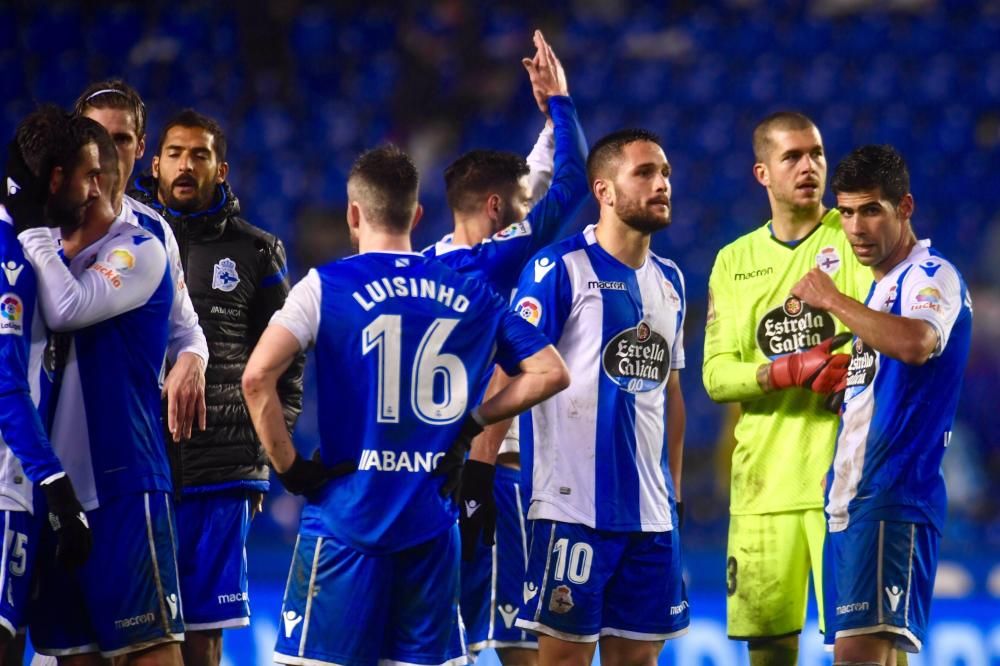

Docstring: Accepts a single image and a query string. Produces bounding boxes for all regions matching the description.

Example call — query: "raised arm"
[19,227,167,332]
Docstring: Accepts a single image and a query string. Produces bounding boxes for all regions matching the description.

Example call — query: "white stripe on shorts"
[299,537,323,657]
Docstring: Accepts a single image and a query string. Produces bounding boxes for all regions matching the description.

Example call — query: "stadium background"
[3,1,998,663]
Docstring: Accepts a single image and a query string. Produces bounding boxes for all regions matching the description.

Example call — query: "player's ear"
[151,155,160,179]
[753,162,769,187]
[592,178,613,207]
[216,161,229,184]
[136,134,146,161]
[896,193,914,222]
[486,193,501,221]
[410,203,424,231]
[347,201,362,232]
[49,166,64,195]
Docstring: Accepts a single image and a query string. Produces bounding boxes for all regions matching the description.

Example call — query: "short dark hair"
[831,145,910,206]
[348,144,419,233]
[156,108,228,162]
[444,150,529,213]
[73,79,147,139]
[15,106,114,184]
[586,128,661,185]
[752,111,817,162]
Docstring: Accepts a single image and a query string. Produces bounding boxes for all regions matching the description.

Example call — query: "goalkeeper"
[702,112,869,666]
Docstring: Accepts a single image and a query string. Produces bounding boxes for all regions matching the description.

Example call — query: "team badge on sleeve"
[0,293,23,335]
[515,297,542,326]
[212,258,240,292]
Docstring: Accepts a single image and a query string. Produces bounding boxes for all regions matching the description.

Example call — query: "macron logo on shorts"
[464,500,480,517]
[167,593,179,620]
[283,610,303,638]
[523,582,538,604]
[885,585,903,612]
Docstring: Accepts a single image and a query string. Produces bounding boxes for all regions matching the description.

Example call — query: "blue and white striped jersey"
[513,225,686,532]
[422,95,589,301]
[122,194,208,364]
[827,240,972,534]
[19,213,174,510]
[270,252,550,553]
[0,207,64,513]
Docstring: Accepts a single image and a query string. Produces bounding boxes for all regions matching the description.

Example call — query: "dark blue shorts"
[275,526,467,666]
[460,465,536,652]
[516,519,689,643]
[823,519,938,653]
[175,491,252,630]
[30,492,184,658]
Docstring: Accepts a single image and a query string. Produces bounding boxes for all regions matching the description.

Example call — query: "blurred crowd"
[3,0,997,565]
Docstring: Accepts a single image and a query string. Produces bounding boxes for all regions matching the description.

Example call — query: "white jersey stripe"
[528,247,601,527]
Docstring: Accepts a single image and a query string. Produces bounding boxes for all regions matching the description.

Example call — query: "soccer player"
[14,116,182,664]
[0,108,94,664]
[511,129,688,665]
[790,145,972,665]
[128,108,303,666]
[242,144,569,666]
[702,112,870,665]
[72,80,209,443]
[425,31,588,662]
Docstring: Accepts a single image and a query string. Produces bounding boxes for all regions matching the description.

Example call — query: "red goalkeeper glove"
[768,332,853,394]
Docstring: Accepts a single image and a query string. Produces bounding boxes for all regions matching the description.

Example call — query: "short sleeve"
[270,269,321,350]
[899,260,962,357]
[510,249,572,346]
[493,310,551,376]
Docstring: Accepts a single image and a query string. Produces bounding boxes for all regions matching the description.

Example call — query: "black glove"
[40,474,92,569]
[459,460,497,562]
[432,414,484,503]
[276,451,356,496]
[4,140,50,233]
[676,500,685,529]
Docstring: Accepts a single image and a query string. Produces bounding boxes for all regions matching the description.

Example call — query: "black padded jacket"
[130,175,304,490]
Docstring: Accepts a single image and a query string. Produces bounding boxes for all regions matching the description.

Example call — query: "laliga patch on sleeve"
[0,292,24,335]
[515,296,542,326]
[493,221,532,242]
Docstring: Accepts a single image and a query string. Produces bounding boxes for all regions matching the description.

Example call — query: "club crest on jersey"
[845,337,877,397]
[549,585,574,614]
[515,296,542,326]
[816,246,841,275]
[0,293,23,336]
[882,284,898,311]
[602,321,670,393]
[213,257,240,292]
[756,296,835,359]
[494,221,530,241]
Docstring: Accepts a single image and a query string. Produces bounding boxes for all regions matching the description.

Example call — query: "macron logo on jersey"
[2,261,23,286]
[534,257,556,282]
[358,449,445,473]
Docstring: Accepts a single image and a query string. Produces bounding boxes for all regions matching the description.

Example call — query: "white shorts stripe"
[299,536,323,656]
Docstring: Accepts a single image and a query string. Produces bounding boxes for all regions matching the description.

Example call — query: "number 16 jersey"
[270,252,549,554]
